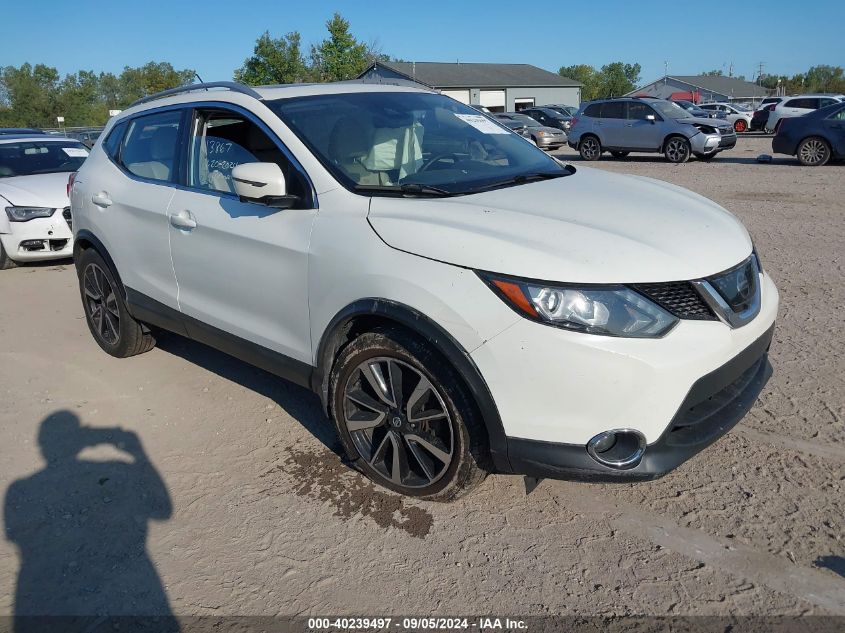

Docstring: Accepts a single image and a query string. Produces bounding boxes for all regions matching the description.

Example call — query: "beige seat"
[328,117,382,186]
[127,126,178,180]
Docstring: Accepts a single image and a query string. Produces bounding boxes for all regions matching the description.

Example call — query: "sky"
[2,0,843,85]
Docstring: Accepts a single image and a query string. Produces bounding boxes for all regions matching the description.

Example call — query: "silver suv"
[568,98,737,163]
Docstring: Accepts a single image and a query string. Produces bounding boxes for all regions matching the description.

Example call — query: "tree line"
[2,9,844,127]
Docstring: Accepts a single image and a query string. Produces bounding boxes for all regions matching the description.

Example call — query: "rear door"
[594,101,626,147]
[167,105,317,365]
[86,109,184,310]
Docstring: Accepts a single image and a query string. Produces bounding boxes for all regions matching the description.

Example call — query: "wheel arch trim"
[73,230,126,299]
[313,298,511,472]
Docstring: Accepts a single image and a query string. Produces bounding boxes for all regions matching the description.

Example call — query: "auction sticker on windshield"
[453,113,510,134]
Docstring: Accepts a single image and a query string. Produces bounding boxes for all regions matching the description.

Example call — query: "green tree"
[0,63,61,126]
[596,62,641,97]
[804,65,845,93]
[310,12,371,82]
[116,62,195,106]
[702,69,724,76]
[234,31,308,85]
[559,64,598,100]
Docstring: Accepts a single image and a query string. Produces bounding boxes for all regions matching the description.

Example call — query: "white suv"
[70,82,779,499]
[766,94,845,132]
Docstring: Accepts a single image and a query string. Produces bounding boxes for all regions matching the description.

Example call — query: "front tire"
[0,240,18,270]
[797,137,831,166]
[664,136,691,163]
[330,327,489,501]
[77,248,155,358]
[579,135,602,161]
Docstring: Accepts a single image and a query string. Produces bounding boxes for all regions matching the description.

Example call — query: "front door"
[168,106,317,365]
[620,101,661,150]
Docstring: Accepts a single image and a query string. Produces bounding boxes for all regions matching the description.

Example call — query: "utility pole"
[664,60,668,82]
[757,62,765,85]
[728,62,734,77]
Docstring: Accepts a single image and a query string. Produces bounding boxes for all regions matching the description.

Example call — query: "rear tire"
[77,248,156,358]
[0,241,18,270]
[664,136,691,163]
[330,327,490,501]
[610,151,629,158]
[796,137,831,166]
[579,135,602,161]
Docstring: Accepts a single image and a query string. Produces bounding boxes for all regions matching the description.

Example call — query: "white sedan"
[0,135,88,269]
[698,102,754,133]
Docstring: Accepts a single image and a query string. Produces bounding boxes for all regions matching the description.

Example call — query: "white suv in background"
[0,135,87,269]
[698,103,754,133]
[70,82,779,499]
[766,94,845,132]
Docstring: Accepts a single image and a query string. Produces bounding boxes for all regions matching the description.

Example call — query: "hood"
[534,126,566,135]
[678,116,726,128]
[0,172,71,209]
[368,167,751,284]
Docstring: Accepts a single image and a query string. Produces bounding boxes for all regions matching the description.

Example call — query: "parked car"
[496,118,530,137]
[672,100,726,120]
[569,98,737,163]
[69,129,103,149]
[0,135,87,268]
[766,94,845,132]
[496,113,567,150]
[0,128,45,136]
[521,106,574,133]
[699,103,754,133]
[543,104,578,117]
[771,101,845,166]
[70,81,777,499]
[749,97,785,131]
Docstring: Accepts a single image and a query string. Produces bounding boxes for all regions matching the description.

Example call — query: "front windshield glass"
[0,140,89,178]
[270,91,567,195]
[650,101,691,119]
[550,106,577,116]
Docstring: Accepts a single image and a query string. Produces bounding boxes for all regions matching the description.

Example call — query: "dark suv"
[568,98,737,163]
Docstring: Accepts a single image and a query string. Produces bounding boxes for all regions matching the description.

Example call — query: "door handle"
[92,192,112,208]
[170,210,197,230]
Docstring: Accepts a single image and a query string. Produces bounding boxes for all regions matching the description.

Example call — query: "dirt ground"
[1,136,843,618]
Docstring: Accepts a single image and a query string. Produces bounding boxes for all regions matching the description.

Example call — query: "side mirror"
[232,162,299,209]
[646,114,656,123]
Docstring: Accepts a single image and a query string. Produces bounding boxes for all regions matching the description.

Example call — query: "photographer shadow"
[4,410,178,632]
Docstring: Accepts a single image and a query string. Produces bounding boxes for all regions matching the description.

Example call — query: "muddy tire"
[330,326,489,501]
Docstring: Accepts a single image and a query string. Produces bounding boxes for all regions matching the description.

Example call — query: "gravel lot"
[1,136,843,619]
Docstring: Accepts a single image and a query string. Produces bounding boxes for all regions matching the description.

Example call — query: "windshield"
[550,106,577,116]
[270,92,567,195]
[650,101,692,119]
[508,114,542,127]
[0,140,89,178]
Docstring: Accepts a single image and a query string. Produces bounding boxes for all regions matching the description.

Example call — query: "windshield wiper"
[463,170,571,194]
[352,183,454,197]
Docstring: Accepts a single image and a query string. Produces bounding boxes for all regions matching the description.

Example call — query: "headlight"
[481,274,678,338]
[536,131,548,137]
[5,206,55,222]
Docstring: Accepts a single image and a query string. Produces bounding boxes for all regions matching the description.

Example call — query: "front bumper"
[0,210,73,262]
[506,326,773,481]
[692,132,736,154]
[535,135,567,149]
[471,270,779,480]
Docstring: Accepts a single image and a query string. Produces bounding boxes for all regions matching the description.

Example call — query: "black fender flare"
[73,229,126,298]
[313,299,512,472]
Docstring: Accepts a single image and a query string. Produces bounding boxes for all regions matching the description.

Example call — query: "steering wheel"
[420,152,461,172]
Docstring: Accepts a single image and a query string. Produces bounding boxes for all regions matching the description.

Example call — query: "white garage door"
[479,90,506,110]
[441,89,470,104]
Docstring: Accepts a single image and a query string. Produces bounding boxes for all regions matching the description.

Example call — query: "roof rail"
[128,82,263,108]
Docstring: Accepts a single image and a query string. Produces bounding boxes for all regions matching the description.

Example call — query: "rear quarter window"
[102,122,127,161]
[583,104,601,117]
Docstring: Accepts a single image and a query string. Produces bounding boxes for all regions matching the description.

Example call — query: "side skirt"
[125,288,313,389]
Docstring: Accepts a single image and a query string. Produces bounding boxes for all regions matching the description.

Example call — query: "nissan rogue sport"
[70,81,778,500]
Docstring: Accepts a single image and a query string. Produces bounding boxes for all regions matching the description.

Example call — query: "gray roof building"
[358,61,582,112]
[626,75,772,103]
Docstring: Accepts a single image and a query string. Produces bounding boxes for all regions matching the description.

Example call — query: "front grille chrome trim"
[692,256,762,328]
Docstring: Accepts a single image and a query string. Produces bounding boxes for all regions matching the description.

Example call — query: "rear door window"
[120,110,183,182]
[600,102,625,119]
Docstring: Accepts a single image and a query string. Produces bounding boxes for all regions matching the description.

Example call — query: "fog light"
[586,430,646,470]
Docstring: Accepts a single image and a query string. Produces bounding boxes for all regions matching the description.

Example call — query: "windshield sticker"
[453,113,509,134]
[62,147,89,158]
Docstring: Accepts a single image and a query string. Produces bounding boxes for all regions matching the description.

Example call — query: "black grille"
[62,207,72,231]
[632,281,716,320]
